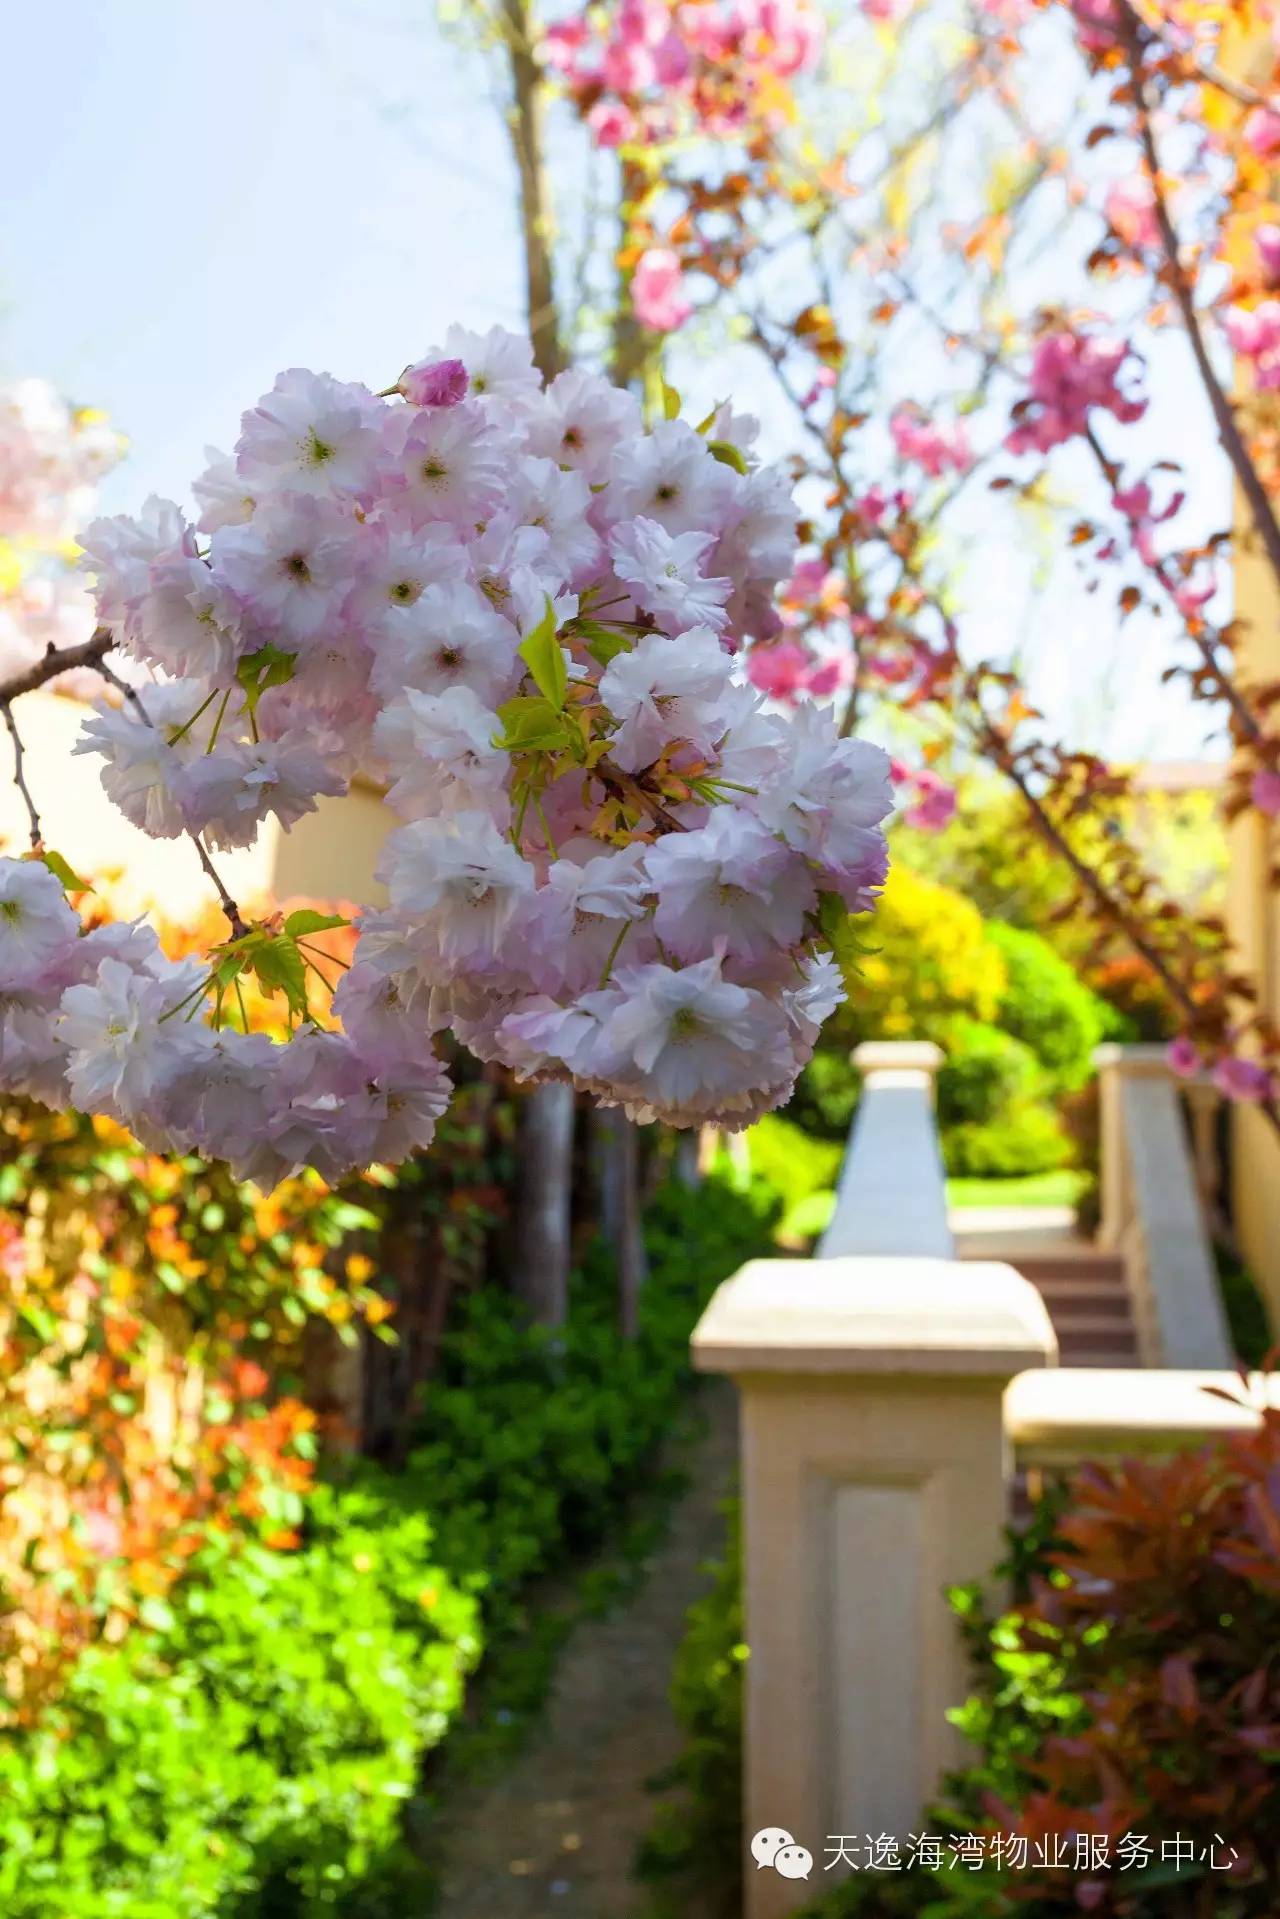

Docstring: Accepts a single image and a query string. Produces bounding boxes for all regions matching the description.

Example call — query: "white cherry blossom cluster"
[0,327,891,1185]
[0,380,124,687]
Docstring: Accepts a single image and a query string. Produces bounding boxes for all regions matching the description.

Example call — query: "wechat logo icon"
[751,1828,814,1880]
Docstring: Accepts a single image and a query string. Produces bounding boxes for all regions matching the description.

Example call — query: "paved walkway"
[432,1384,738,1919]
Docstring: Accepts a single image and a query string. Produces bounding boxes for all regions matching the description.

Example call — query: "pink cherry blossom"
[1226,301,1280,389]
[889,407,973,477]
[1245,107,1280,160]
[398,357,469,407]
[1167,1035,1203,1078]
[631,248,694,332]
[1006,331,1147,455]
[1214,1054,1275,1104]
[1105,177,1159,253]
[22,327,896,1180]
[1252,767,1280,816]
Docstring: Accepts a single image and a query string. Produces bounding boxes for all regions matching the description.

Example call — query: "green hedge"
[985,922,1106,1095]
[0,1171,780,1918]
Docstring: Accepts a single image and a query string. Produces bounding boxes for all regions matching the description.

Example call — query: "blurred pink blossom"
[632,248,693,332]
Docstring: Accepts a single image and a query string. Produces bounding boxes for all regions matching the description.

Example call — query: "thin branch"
[1083,426,1263,745]
[1121,0,1280,114]
[1,703,42,848]
[1124,16,1280,591]
[0,626,114,703]
[596,758,685,834]
[190,835,250,940]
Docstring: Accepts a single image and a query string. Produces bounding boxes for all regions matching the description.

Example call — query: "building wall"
[0,689,392,914]
[1228,499,1280,1317]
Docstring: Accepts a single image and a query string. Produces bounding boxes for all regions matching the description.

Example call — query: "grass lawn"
[740,1116,1089,1242]
[944,1169,1087,1210]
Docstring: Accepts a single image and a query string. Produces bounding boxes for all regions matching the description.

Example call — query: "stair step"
[1053,1318,1138,1341]
[1015,1258,1128,1285]
[1055,1331,1141,1360]
[1039,1293,1133,1322]
[1056,1349,1140,1367]
[1029,1269,1130,1295]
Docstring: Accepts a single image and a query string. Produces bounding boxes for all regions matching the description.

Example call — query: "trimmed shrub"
[937,1020,1072,1177]
[0,1509,479,1918]
[0,1169,780,1917]
[987,921,1107,1094]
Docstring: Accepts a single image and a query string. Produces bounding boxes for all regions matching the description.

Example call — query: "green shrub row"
[0,1171,780,1918]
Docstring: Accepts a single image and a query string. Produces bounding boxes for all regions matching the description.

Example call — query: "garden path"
[432,1381,738,1919]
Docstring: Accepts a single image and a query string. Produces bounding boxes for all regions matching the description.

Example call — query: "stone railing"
[817,1042,953,1259]
[692,1041,1057,1918]
[1007,1367,1278,1469]
[1094,1043,1233,1368]
[692,1039,1248,1918]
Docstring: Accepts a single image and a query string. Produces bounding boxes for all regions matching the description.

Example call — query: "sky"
[2,0,523,505]
[3,0,1233,766]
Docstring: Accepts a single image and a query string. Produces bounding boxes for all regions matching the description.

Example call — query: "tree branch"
[0,626,114,704]
[1124,17,1280,591]
[1083,427,1264,746]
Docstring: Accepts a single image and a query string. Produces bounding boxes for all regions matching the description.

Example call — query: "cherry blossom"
[1006,330,1147,455]
[0,330,892,1183]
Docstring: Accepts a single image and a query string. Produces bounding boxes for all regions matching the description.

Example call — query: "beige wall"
[0,689,392,915]
[1229,493,1280,1316]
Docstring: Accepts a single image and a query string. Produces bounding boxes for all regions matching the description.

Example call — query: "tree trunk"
[511,1082,577,1325]
[498,2,577,1326]
[595,1105,649,1337]
[501,0,563,382]
[672,1129,702,1188]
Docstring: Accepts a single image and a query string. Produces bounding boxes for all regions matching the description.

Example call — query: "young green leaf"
[708,439,749,475]
[236,643,297,719]
[36,849,93,894]
[249,933,309,1021]
[494,694,573,753]
[662,380,682,420]
[574,619,634,667]
[816,891,873,997]
[517,597,568,710]
[283,909,350,938]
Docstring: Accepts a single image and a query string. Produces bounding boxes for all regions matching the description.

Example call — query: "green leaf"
[662,381,681,420]
[573,619,633,667]
[36,849,93,894]
[249,933,309,1020]
[816,891,873,998]
[517,598,568,711]
[284,909,350,938]
[494,695,573,754]
[236,643,297,717]
[707,439,748,475]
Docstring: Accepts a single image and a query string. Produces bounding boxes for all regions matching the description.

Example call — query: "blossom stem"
[167,686,219,748]
[597,919,632,987]
[1,702,42,848]
[532,791,559,860]
[206,688,233,754]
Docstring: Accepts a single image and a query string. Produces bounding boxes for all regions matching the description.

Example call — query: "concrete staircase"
[952,1207,1140,1367]
[1003,1248,1138,1366]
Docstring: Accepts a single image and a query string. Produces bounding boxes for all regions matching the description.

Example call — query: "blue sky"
[3,0,1230,763]
[2,0,522,506]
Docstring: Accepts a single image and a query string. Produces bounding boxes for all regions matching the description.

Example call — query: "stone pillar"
[692,1256,1057,1919]
[820,1043,951,1260]
[1094,1042,1167,1249]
